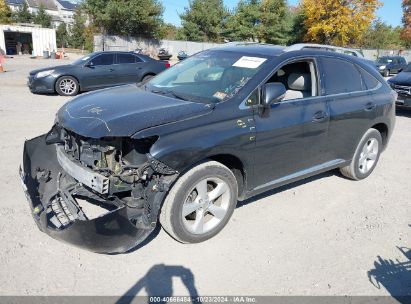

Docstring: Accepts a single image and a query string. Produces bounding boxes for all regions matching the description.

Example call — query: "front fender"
[147,119,255,174]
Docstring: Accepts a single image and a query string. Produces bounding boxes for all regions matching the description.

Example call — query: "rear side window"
[117,53,137,64]
[358,67,380,90]
[91,54,114,66]
[321,57,362,95]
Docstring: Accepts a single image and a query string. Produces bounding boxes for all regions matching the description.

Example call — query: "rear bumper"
[20,134,165,253]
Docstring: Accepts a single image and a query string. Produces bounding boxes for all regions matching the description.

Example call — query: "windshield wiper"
[149,88,214,104]
[150,89,189,101]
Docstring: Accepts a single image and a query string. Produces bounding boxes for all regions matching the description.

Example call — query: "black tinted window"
[321,57,362,94]
[117,53,137,64]
[91,54,114,66]
[358,68,380,90]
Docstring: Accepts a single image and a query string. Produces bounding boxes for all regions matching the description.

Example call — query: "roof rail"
[285,43,364,58]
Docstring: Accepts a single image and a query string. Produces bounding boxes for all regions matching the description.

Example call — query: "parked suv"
[20,44,396,253]
[375,56,407,77]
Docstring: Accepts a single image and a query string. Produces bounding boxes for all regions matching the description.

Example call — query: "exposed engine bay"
[20,124,178,253]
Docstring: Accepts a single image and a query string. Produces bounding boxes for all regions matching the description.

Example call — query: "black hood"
[30,64,76,76]
[57,85,214,138]
[389,72,411,85]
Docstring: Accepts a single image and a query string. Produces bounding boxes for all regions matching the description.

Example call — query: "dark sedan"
[28,51,170,96]
[388,63,411,107]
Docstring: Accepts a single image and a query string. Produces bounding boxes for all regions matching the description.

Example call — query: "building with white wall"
[6,0,78,27]
[7,0,25,12]
[0,24,56,56]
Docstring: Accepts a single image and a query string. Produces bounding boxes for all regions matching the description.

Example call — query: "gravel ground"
[0,56,410,298]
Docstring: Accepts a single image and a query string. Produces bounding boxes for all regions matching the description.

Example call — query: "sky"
[162,0,403,27]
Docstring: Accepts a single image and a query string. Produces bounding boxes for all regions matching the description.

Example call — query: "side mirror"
[84,61,94,68]
[262,82,286,107]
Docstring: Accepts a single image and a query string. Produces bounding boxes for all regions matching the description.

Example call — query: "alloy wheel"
[358,138,379,174]
[59,78,76,95]
[182,177,231,235]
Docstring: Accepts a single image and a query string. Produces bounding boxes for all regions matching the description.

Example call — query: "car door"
[115,53,145,84]
[80,53,117,90]
[399,57,407,72]
[251,58,331,190]
[391,58,400,73]
[319,56,378,162]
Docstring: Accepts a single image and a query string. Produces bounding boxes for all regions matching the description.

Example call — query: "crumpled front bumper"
[20,134,166,253]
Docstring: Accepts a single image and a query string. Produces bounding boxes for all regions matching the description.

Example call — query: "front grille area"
[392,84,411,96]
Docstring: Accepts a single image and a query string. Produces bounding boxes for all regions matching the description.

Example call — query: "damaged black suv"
[20,43,396,253]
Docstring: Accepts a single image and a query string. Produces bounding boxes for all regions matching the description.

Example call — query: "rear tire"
[340,128,382,180]
[55,76,79,96]
[160,161,238,243]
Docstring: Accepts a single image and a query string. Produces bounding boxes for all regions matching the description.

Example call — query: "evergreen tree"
[258,0,292,44]
[288,6,306,45]
[33,4,52,28]
[83,0,164,38]
[56,22,68,47]
[68,9,86,48]
[13,2,33,23]
[224,0,260,42]
[179,0,229,42]
[83,25,95,52]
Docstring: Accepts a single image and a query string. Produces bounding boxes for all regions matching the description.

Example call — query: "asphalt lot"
[0,56,410,297]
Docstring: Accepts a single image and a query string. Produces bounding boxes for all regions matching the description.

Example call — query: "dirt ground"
[0,56,410,298]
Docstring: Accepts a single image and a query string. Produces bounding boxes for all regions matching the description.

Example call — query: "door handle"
[109,68,115,72]
[312,111,327,122]
[365,102,376,111]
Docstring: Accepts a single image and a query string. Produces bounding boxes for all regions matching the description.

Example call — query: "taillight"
[165,62,171,68]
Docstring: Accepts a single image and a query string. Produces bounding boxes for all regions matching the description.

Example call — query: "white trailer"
[0,24,56,57]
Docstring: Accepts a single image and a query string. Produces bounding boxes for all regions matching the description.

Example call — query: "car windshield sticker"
[213,91,227,100]
[233,56,267,69]
[223,76,252,100]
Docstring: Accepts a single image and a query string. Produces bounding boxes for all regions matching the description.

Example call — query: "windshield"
[376,57,393,64]
[146,50,269,103]
[72,54,94,65]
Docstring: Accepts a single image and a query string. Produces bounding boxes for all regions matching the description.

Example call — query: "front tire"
[383,69,390,77]
[55,76,79,96]
[160,161,238,243]
[340,128,382,180]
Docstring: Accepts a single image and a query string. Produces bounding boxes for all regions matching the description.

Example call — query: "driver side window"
[90,54,114,66]
[266,60,317,101]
